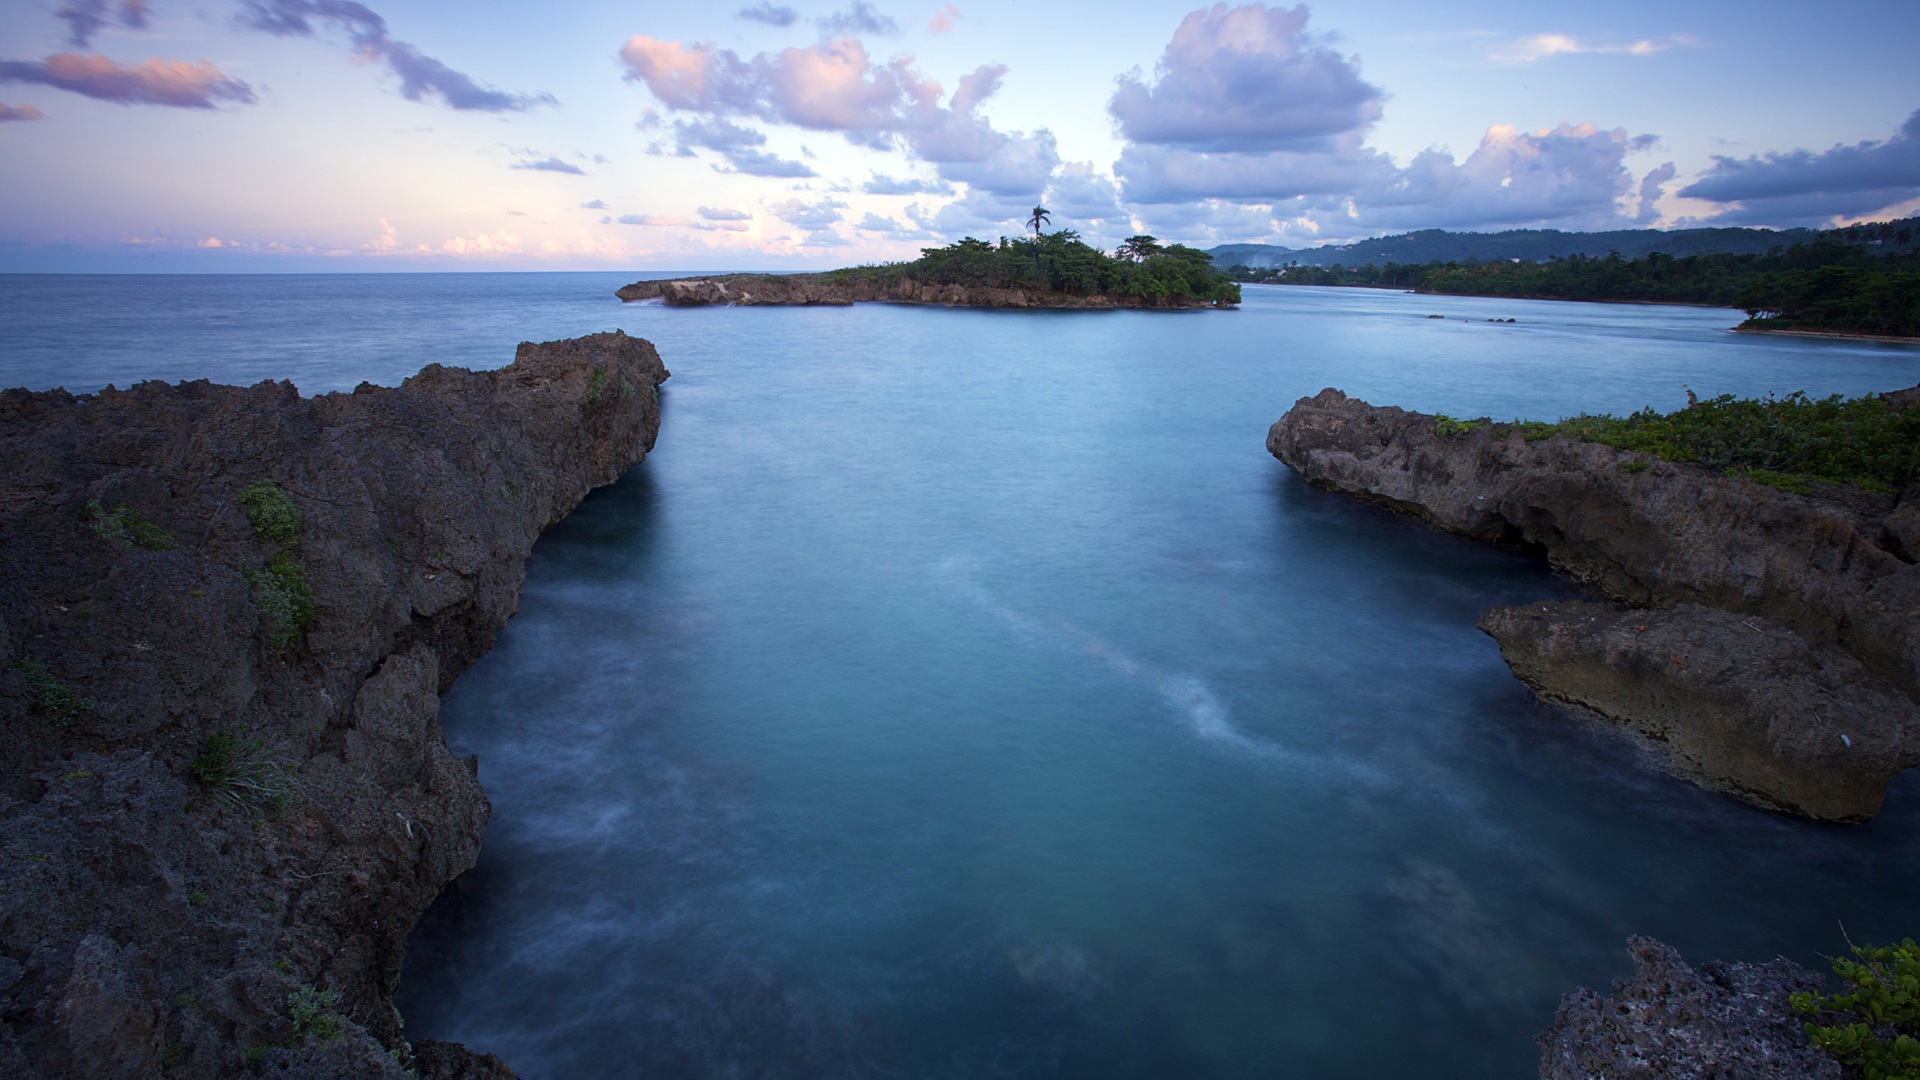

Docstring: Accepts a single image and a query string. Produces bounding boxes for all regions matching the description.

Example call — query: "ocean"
[6,272,1919,1078]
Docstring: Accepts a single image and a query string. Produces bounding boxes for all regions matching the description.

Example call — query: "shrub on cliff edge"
[1792,937,1920,1079]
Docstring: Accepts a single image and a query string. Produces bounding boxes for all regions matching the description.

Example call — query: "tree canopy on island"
[825,231,1242,307]
[1228,217,1919,337]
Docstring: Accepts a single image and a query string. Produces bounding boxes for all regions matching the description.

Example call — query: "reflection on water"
[13,275,1909,1078]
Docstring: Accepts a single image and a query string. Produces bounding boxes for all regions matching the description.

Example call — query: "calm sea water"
[7,274,1920,1078]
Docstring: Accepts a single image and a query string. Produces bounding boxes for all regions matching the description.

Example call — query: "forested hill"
[1209,226,1822,268]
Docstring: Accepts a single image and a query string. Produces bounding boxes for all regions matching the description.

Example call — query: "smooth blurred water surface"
[8,276,1920,1078]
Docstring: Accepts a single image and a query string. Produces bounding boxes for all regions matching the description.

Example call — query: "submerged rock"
[1267,387,1920,819]
[617,272,1231,309]
[1539,937,1839,1080]
[0,332,669,1078]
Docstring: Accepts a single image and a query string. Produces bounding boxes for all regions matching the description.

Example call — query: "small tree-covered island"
[620,215,1242,311]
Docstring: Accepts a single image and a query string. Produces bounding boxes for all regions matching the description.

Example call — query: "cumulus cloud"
[698,205,753,220]
[1677,108,1920,225]
[513,155,586,175]
[864,173,953,195]
[620,32,1055,195]
[1109,3,1382,153]
[1491,32,1693,65]
[673,117,815,177]
[0,102,46,121]
[618,214,687,226]
[930,4,960,34]
[238,0,554,112]
[818,3,900,37]
[581,198,609,209]
[57,0,149,48]
[768,196,848,229]
[1104,4,1668,237]
[737,2,798,26]
[0,53,256,108]
[1634,161,1676,223]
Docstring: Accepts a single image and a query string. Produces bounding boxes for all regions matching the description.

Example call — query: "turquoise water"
[6,275,1919,1077]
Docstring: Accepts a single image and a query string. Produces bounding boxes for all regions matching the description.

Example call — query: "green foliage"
[186,890,208,907]
[619,375,637,399]
[287,986,342,1042]
[1618,460,1650,473]
[82,499,177,550]
[191,733,297,818]
[586,367,609,403]
[247,553,315,648]
[242,1045,270,1068]
[823,231,1241,307]
[1230,217,1920,337]
[237,481,300,546]
[1522,390,1920,492]
[174,992,198,1009]
[8,658,92,722]
[1792,937,1920,1080]
[1432,414,1489,437]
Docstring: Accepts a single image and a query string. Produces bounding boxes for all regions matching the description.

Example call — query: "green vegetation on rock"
[191,732,297,818]
[824,231,1242,307]
[8,658,92,723]
[238,480,300,546]
[1523,390,1920,492]
[1792,937,1920,1080]
[286,986,342,1042]
[247,554,315,648]
[82,499,176,550]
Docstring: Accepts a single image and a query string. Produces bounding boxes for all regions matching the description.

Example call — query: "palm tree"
[1027,206,1051,238]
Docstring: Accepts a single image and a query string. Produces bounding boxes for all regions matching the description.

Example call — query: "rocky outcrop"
[0,331,669,1078]
[617,273,1230,309]
[1539,937,1839,1079]
[1268,387,1920,819]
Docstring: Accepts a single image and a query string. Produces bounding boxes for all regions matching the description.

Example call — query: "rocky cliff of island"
[616,273,1232,309]
[0,331,669,1079]
[1267,387,1920,821]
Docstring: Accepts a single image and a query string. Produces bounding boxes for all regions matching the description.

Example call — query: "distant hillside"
[1208,226,1822,269]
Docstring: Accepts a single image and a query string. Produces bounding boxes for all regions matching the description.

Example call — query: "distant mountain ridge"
[1207,226,1822,268]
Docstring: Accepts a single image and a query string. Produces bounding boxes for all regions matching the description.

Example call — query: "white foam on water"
[937,554,1391,787]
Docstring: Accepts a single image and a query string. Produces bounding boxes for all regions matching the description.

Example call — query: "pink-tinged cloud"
[0,53,256,108]
[0,102,46,121]
[930,5,960,34]
[57,0,150,48]
[1109,3,1383,153]
[621,32,1058,194]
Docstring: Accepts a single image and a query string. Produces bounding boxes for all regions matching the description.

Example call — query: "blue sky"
[1,0,1916,271]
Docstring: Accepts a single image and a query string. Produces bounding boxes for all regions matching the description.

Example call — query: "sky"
[1,0,1917,271]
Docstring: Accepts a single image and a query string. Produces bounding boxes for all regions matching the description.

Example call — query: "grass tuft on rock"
[191,732,297,818]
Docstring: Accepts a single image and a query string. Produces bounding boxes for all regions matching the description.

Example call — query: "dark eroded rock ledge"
[0,331,669,1078]
[1539,936,1839,1080]
[616,273,1229,309]
[1267,387,1920,820]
